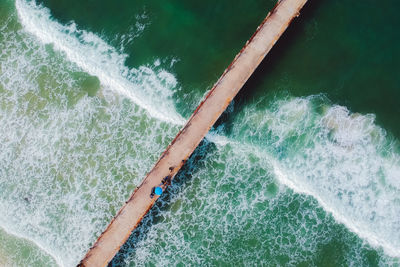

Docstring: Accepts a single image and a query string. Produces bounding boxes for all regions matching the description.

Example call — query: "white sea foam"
[15,0,185,125]
[0,224,60,266]
[117,128,397,266]
[211,95,400,259]
[2,16,397,263]
[0,4,180,265]
[3,0,399,264]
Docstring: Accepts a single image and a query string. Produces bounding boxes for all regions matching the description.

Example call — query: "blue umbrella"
[155,187,163,196]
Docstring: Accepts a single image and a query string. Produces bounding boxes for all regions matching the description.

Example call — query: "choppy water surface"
[0,0,399,266]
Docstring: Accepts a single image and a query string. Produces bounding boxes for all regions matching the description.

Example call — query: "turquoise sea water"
[0,0,399,266]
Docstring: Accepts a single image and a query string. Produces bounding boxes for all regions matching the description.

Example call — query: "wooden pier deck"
[78,0,308,265]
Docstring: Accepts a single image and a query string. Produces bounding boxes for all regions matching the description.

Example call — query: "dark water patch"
[110,139,217,266]
[239,0,400,138]
[212,0,320,137]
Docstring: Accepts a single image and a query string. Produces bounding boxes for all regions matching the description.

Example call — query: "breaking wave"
[221,95,400,258]
[0,0,399,265]
[15,0,185,124]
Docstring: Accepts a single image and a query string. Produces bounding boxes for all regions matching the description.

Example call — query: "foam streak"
[15,0,185,125]
[208,96,400,258]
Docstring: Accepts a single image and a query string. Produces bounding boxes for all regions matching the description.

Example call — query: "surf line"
[0,223,63,267]
[211,134,400,258]
[79,0,308,266]
[15,0,185,125]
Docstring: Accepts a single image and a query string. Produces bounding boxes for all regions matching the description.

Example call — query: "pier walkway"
[79,0,308,265]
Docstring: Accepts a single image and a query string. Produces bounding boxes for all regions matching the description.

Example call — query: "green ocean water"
[0,0,399,266]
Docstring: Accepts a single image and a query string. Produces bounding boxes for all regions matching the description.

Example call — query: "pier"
[79,0,308,265]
